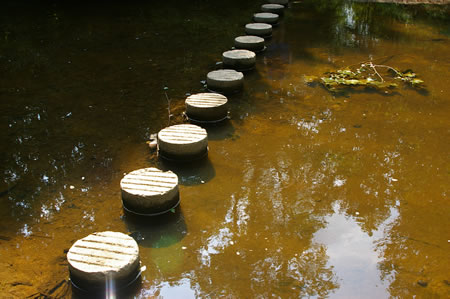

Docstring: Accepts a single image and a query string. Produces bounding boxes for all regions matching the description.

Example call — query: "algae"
[307,61,425,93]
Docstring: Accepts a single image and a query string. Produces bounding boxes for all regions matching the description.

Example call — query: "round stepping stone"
[222,49,256,71]
[67,231,140,291]
[261,4,285,15]
[253,12,279,25]
[120,167,179,215]
[268,0,289,5]
[158,124,208,161]
[245,23,273,38]
[234,35,266,52]
[185,93,229,123]
[206,69,244,94]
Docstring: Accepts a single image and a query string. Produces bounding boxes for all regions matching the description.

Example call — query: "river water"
[0,0,449,298]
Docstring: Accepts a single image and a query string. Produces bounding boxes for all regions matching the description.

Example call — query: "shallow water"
[0,0,449,298]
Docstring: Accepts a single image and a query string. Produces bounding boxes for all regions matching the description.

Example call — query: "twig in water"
[374,64,403,77]
[368,62,384,82]
[164,91,172,126]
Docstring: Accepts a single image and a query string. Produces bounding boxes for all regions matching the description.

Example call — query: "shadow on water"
[123,206,187,249]
[204,120,236,141]
[158,157,216,186]
[320,85,403,98]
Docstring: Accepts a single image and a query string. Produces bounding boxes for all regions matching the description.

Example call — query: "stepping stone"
[222,49,256,71]
[261,4,285,15]
[245,23,273,38]
[206,69,244,94]
[253,12,279,25]
[120,167,179,215]
[234,35,266,52]
[185,93,229,123]
[158,124,208,161]
[67,231,140,291]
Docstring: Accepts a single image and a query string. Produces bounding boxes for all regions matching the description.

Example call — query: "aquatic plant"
[306,61,424,93]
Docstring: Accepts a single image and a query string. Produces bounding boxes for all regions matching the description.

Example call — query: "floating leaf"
[389,83,398,88]
[402,72,416,78]
[337,69,355,76]
[411,78,424,85]
[320,77,337,85]
[345,79,360,85]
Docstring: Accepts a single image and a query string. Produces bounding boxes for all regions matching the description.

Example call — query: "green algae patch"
[307,61,425,93]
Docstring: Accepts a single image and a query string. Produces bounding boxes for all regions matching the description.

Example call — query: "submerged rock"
[417,279,428,287]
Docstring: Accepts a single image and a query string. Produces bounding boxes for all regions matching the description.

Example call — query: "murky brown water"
[0,0,449,298]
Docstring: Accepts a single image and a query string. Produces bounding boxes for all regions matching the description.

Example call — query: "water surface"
[0,0,449,298]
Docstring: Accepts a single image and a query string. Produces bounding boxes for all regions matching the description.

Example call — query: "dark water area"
[0,0,449,298]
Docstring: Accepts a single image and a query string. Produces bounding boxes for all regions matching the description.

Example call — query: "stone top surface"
[223,49,256,60]
[262,3,285,9]
[235,35,265,43]
[254,12,279,19]
[186,93,228,108]
[67,231,139,274]
[158,124,207,145]
[207,69,244,82]
[121,167,178,197]
[245,23,272,30]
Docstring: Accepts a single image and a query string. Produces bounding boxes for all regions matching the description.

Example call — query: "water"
[0,0,449,298]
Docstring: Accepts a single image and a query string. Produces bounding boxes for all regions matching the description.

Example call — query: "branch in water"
[164,90,172,126]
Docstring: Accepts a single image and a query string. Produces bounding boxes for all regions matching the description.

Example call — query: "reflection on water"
[0,0,449,298]
[139,278,198,299]
[314,202,399,298]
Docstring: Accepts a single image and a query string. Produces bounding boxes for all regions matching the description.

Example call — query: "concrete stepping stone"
[245,23,273,38]
[261,4,285,15]
[120,167,179,215]
[157,124,208,161]
[234,35,266,52]
[253,12,279,25]
[185,93,229,123]
[67,231,140,291]
[206,69,244,94]
[222,49,256,71]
